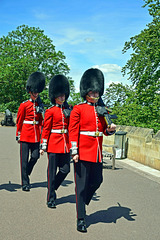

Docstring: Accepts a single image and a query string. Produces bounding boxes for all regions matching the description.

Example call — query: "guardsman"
[40,75,71,209]
[69,68,116,232]
[16,72,45,191]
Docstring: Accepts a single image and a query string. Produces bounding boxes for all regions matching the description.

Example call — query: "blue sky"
[0,0,152,91]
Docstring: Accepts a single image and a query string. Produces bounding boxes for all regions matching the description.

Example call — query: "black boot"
[22,185,30,192]
[47,192,57,208]
[77,219,87,233]
[47,200,56,208]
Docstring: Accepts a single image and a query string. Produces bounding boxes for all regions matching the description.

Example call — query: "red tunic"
[41,105,70,153]
[16,99,43,143]
[69,102,109,163]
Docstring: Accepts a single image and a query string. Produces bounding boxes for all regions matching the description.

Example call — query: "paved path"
[0,126,160,240]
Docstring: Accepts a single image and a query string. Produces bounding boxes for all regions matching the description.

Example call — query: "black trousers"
[20,141,40,186]
[47,153,70,202]
[74,160,103,220]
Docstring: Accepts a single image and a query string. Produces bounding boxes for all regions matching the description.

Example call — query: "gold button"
[95,132,99,136]
[61,129,65,133]
[33,120,36,124]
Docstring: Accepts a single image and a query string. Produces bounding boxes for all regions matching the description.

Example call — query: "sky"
[0,0,152,91]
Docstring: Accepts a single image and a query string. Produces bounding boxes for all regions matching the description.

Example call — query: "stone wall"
[103,125,160,171]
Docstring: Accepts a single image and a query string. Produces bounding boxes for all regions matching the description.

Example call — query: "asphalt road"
[0,126,160,240]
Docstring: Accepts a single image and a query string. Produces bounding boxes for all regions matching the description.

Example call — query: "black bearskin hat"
[80,68,104,99]
[49,74,70,104]
[26,72,45,93]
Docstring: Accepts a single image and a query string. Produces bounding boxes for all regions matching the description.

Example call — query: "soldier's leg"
[27,142,40,175]
[74,160,89,220]
[85,162,103,205]
[55,153,70,190]
[20,142,30,187]
[47,153,58,203]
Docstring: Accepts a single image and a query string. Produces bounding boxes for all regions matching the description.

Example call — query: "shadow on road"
[86,202,137,227]
[61,179,74,187]
[31,179,73,189]
[0,181,47,191]
[56,194,76,205]
[0,179,73,192]
[30,179,73,189]
[0,181,21,192]
[30,181,47,188]
[56,192,102,206]
[103,165,123,170]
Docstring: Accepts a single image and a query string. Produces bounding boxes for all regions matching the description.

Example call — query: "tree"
[103,83,134,108]
[104,82,160,132]
[122,0,160,105]
[103,83,138,127]
[120,0,160,132]
[0,25,71,112]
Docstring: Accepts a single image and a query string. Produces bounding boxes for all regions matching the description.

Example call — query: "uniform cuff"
[16,132,20,141]
[70,141,78,155]
[41,139,47,150]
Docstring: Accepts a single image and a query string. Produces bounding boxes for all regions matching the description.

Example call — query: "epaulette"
[22,100,28,103]
[77,102,86,106]
[48,105,55,110]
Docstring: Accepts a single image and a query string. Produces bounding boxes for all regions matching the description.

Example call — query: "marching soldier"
[40,75,71,208]
[16,72,45,191]
[69,68,116,232]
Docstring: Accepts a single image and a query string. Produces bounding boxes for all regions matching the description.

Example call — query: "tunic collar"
[86,101,98,106]
[29,98,37,103]
[54,103,63,108]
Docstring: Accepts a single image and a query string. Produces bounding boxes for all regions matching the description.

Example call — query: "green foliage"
[143,0,160,19]
[0,25,70,112]
[68,78,83,106]
[117,0,160,132]
[122,20,160,90]
[103,83,134,108]
[68,92,83,107]
[104,83,160,133]
[122,0,160,106]
[0,101,19,112]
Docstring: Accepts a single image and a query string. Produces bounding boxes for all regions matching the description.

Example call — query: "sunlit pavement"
[0,127,160,240]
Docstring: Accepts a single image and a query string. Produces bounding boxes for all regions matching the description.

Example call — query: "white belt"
[23,120,39,125]
[51,129,68,134]
[80,131,103,137]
